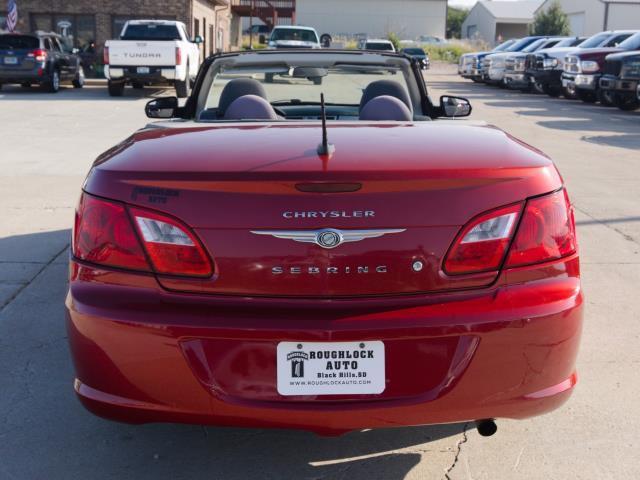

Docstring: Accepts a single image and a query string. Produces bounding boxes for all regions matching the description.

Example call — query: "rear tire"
[543,84,562,97]
[312,77,323,85]
[21,82,31,88]
[577,90,597,103]
[131,81,144,89]
[598,89,614,106]
[108,80,125,97]
[265,73,274,83]
[613,93,640,111]
[175,62,190,98]
[72,66,85,88]
[562,85,577,99]
[44,69,60,93]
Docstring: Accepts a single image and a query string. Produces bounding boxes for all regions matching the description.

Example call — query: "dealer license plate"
[277,341,385,396]
[3,56,18,65]
[137,66,150,74]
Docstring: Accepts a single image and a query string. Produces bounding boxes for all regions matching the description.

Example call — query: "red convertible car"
[66,50,582,436]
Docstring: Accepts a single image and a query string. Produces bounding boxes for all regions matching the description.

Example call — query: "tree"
[447,7,469,39]
[530,1,571,36]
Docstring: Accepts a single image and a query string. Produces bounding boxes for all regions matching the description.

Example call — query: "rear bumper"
[0,68,46,83]
[66,257,583,435]
[105,65,182,82]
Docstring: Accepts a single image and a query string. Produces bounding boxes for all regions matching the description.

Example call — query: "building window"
[29,13,96,51]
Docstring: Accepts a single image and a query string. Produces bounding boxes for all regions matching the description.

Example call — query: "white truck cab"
[104,20,201,97]
[267,26,321,50]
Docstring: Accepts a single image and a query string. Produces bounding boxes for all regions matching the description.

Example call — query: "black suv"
[599,51,640,111]
[0,32,85,92]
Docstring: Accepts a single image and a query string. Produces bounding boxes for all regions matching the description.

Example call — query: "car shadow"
[0,229,466,480]
[427,80,639,151]
[0,84,173,101]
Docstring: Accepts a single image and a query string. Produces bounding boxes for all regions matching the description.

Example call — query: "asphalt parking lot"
[1,63,639,479]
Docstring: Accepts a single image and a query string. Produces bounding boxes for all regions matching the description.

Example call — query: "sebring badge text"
[283,210,375,219]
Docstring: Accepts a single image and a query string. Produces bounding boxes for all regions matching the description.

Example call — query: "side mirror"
[193,35,203,44]
[440,95,472,118]
[259,34,266,45]
[145,96,178,119]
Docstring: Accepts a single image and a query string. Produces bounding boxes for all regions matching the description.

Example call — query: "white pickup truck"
[104,20,201,97]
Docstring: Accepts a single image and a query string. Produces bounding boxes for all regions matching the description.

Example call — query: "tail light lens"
[28,49,47,62]
[444,189,577,275]
[73,193,213,278]
[130,207,212,277]
[505,190,576,268]
[103,46,109,65]
[444,204,522,275]
[73,194,150,272]
[175,47,182,65]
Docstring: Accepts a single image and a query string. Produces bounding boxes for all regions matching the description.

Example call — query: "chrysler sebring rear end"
[66,50,583,435]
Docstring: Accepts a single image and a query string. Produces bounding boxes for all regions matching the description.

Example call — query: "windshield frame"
[184,50,434,122]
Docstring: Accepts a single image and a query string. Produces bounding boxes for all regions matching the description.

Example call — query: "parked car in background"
[484,37,545,86]
[267,26,321,50]
[104,20,201,98]
[363,39,396,52]
[556,30,636,99]
[401,47,429,69]
[418,35,446,45]
[245,24,270,36]
[458,39,517,82]
[519,36,585,93]
[523,34,626,98]
[0,31,84,92]
[483,36,546,86]
[564,32,640,104]
[599,50,640,111]
[504,37,568,91]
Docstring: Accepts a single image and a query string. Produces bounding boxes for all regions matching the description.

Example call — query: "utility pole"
[249,0,255,49]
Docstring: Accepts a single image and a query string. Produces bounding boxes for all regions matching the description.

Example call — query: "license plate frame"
[3,56,18,65]
[277,341,385,396]
[137,66,150,74]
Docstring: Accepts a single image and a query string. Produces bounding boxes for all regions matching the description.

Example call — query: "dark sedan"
[401,47,430,70]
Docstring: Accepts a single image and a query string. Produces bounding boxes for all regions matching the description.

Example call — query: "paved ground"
[0,65,638,479]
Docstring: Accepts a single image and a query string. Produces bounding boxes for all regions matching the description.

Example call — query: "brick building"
[1,0,234,58]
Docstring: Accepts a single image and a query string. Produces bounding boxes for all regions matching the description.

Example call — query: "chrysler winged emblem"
[250,228,406,249]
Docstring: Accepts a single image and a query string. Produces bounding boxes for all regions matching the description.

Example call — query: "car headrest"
[218,78,268,116]
[224,95,279,121]
[359,95,413,121]
[359,80,412,113]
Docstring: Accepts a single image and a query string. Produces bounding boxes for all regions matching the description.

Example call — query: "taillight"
[73,194,150,272]
[505,189,576,268]
[443,189,577,276]
[73,193,213,278]
[130,207,212,277]
[444,204,522,275]
[175,47,182,65]
[28,49,47,62]
[103,46,109,65]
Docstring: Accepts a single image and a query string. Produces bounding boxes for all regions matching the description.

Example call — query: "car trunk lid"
[85,122,562,297]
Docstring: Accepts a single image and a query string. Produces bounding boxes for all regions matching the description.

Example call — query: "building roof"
[479,0,545,21]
